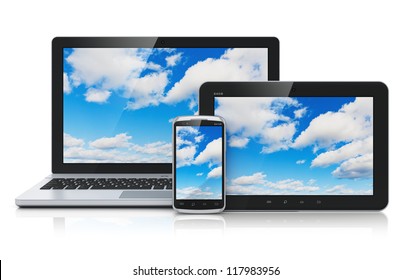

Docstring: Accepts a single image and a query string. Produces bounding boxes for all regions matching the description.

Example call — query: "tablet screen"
[215,96,373,196]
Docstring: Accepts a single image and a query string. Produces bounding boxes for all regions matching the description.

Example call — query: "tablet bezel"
[199,81,388,210]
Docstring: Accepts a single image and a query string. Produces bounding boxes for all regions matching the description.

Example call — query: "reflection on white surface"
[173,214,226,239]
[16,209,388,237]
[16,209,176,238]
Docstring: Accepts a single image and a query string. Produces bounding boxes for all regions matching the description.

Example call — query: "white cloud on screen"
[155,48,176,53]
[64,133,172,163]
[292,98,373,179]
[216,97,300,152]
[63,72,71,94]
[207,166,222,179]
[294,107,307,119]
[65,147,118,162]
[326,185,372,195]
[84,88,111,103]
[165,53,182,67]
[308,179,316,185]
[175,126,203,167]
[133,141,172,156]
[341,96,373,117]
[64,133,84,147]
[228,172,320,195]
[228,136,250,148]
[89,133,132,149]
[67,48,167,108]
[296,159,306,165]
[232,172,266,185]
[227,185,281,195]
[66,48,150,89]
[218,97,373,180]
[331,153,373,179]
[176,137,193,147]
[263,179,319,192]
[176,187,214,199]
[66,48,268,110]
[260,123,296,153]
[176,128,223,180]
[64,146,170,163]
[146,62,162,71]
[177,126,200,135]
[163,48,268,108]
[176,145,197,167]
[217,98,293,136]
[311,136,373,167]
[193,137,222,166]
[194,135,204,143]
[124,71,169,110]
[293,98,372,150]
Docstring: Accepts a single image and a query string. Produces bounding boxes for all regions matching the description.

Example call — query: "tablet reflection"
[222,212,387,234]
[172,212,387,237]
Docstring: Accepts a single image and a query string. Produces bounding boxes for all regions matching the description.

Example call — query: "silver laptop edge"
[16,174,172,207]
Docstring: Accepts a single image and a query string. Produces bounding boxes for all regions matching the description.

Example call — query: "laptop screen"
[62,48,268,163]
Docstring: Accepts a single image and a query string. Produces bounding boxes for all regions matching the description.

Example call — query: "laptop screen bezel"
[52,37,279,173]
[199,81,388,210]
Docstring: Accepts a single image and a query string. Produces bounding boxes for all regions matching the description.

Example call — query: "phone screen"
[173,118,225,211]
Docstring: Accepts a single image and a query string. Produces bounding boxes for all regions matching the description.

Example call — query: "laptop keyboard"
[40,178,172,190]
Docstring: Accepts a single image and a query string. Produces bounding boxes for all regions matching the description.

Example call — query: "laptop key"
[41,178,172,190]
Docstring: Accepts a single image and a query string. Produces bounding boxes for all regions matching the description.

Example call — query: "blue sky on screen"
[62,48,267,163]
[215,97,373,196]
[175,126,223,200]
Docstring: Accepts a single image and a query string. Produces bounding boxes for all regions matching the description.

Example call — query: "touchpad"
[120,191,172,199]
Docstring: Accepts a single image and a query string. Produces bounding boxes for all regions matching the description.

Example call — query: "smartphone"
[173,116,226,213]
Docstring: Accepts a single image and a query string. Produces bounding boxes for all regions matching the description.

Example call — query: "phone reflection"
[173,214,226,239]
[16,209,387,237]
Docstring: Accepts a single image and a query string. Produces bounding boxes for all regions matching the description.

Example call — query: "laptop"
[15,37,279,207]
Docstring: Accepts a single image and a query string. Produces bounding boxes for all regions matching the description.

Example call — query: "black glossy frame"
[52,37,279,173]
[199,81,388,210]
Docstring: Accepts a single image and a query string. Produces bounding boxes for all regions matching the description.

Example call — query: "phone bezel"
[172,116,226,213]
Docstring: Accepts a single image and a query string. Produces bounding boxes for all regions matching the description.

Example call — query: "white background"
[0,0,409,279]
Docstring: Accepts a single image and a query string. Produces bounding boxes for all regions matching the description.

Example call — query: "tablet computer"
[199,82,388,210]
